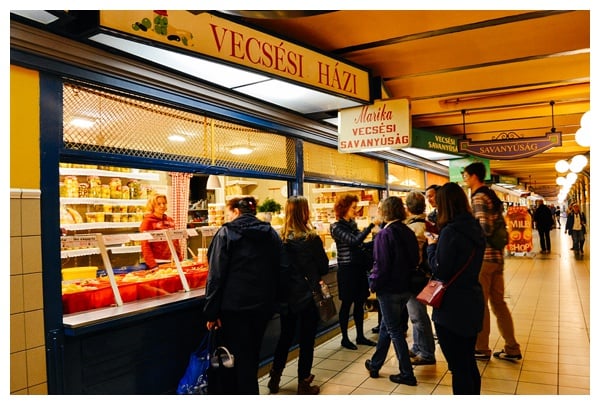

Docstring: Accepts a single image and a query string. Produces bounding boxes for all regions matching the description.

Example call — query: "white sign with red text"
[338,99,410,153]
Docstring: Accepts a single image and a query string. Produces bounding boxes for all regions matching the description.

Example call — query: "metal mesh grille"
[62,83,295,175]
[304,142,385,185]
[389,163,426,189]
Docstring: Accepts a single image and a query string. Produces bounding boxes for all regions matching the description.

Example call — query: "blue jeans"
[369,291,414,379]
[406,295,436,361]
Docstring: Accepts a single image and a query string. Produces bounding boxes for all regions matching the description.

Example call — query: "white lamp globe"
[580,110,591,128]
[570,154,588,173]
[575,127,592,147]
[555,159,570,173]
[566,172,578,184]
[556,176,566,186]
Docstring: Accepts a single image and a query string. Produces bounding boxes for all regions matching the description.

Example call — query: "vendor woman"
[139,193,182,269]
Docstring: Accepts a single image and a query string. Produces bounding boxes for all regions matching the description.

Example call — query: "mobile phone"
[425,231,438,240]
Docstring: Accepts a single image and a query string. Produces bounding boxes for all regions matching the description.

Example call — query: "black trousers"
[538,227,551,251]
[435,323,481,395]
[271,303,319,380]
[216,310,272,394]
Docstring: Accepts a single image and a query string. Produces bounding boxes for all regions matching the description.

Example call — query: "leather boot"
[297,374,320,395]
[267,369,282,394]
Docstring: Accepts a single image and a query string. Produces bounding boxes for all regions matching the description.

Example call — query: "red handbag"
[416,250,475,308]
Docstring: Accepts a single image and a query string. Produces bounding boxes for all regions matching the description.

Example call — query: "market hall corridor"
[259,228,590,395]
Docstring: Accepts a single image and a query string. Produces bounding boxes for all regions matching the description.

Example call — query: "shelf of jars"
[61,221,142,232]
[60,197,149,206]
[59,167,160,182]
[311,186,364,194]
[312,200,370,209]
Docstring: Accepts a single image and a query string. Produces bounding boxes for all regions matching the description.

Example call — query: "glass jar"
[109,178,122,199]
[87,176,102,198]
[127,180,140,199]
[101,184,111,199]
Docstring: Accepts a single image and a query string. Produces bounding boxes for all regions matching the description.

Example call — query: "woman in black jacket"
[267,196,329,395]
[425,182,486,395]
[204,197,283,394]
[330,194,378,349]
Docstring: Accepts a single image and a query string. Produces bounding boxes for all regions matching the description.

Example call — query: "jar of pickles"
[88,176,102,198]
[127,180,140,199]
[109,178,122,199]
[101,184,111,199]
[121,185,130,200]
[78,183,89,198]
[64,176,79,198]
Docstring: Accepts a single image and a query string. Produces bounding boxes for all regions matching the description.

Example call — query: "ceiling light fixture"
[569,154,588,173]
[228,145,254,155]
[206,175,222,189]
[168,134,186,142]
[575,127,591,147]
[70,117,95,128]
[555,159,570,173]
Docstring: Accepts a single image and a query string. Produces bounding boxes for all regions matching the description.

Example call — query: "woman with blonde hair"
[268,195,329,395]
[139,193,182,269]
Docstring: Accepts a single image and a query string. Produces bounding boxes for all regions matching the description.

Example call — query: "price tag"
[186,228,199,237]
[61,235,97,249]
[103,234,131,246]
[200,226,219,236]
[129,232,154,241]
[168,229,187,240]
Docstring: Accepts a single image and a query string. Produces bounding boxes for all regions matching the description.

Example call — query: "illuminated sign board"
[99,10,371,102]
[338,98,410,153]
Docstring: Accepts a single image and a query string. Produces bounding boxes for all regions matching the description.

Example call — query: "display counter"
[60,260,340,394]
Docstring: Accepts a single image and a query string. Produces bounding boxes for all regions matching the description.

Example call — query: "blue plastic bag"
[177,333,211,394]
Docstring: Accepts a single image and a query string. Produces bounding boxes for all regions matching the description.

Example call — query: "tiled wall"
[10,189,47,394]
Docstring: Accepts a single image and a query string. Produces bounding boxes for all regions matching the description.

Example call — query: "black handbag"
[313,288,337,322]
[206,329,237,394]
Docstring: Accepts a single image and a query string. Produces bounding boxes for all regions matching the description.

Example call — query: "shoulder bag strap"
[444,249,476,287]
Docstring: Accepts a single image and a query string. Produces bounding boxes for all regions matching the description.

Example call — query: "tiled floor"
[259,228,590,395]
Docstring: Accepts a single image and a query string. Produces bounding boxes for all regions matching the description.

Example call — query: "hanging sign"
[410,128,460,155]
[99,10,370,102]
[458,132,562,159]
[338,98,410,153]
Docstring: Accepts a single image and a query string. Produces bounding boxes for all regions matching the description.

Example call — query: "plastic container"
[62,266,99,281]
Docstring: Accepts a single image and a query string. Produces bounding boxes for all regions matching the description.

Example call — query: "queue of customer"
[193,174,541,394]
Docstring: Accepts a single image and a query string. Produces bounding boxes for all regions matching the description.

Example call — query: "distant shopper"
[268,196,329,395]
[365,196,420,386]
[404,191,437,365]
[425,182,485,394]
[555,207,561,229]
[204,197,282,394]
[462,162,522,362]
[533,199,554,253]
[425,184,441,228]
[139,193,182,269]
[330,194,378,350]
[565,203,587,256]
